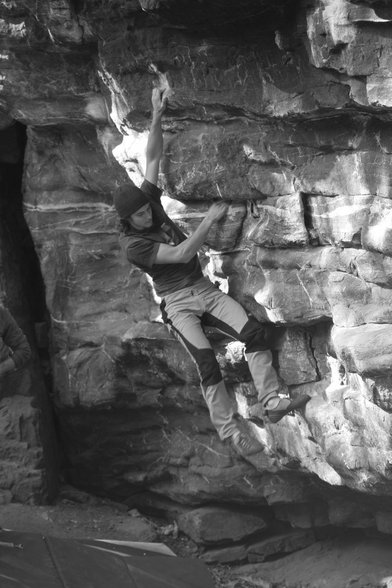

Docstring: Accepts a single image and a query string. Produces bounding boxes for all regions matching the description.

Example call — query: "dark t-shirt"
[120,180,203,297]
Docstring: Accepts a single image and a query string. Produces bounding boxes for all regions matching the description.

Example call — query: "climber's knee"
[193,348,222,387]
[239,317,270,353]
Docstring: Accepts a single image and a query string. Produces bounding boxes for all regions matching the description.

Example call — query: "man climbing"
[114,85,310,458]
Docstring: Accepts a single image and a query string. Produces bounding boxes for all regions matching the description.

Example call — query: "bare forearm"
[145,85,168,185]
[173,217,214,263]
[146,113,163,163]
[155,201,228,265]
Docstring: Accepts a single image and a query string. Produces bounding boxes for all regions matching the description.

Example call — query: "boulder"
[3,0,392,540]
[178,506,269,545]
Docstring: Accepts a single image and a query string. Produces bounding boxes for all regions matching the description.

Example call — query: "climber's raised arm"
[145,87,167,186]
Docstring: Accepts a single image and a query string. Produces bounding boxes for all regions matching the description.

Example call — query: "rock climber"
[113,84,309,458]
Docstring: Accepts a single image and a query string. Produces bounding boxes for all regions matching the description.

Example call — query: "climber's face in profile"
[128,202,153,231]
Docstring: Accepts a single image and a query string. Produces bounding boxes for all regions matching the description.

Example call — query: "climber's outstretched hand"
[151,86,168,116]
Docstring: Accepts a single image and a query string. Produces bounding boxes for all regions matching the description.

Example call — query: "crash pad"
[0,530,215,588]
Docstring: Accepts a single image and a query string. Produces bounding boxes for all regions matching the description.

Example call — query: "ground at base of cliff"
[0,487,392,588]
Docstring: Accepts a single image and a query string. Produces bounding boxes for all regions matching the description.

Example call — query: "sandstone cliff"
[1,0,392,564]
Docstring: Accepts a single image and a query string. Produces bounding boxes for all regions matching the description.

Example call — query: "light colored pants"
[161,277,279,440]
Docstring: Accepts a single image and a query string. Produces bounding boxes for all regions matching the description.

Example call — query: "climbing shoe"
[230,429,261,457]
[248,394,310,426]
[266,394,310,423]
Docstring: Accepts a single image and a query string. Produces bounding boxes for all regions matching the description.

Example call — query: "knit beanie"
[113,184,150,219]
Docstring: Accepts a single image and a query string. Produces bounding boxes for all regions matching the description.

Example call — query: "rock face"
[0,123,58,504]
[2,0,392,558]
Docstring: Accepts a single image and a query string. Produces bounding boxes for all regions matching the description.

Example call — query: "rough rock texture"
[178,506,269,545]
[0,122,58,503]
[2,0,392,561]
[234,534,392,588]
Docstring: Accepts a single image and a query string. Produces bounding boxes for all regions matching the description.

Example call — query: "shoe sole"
[247,415,265,428]
[266,395,310,424]
[231,439,261,457]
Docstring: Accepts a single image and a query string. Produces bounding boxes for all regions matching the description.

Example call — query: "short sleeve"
[124,236,160,269]
[140,179,162,204]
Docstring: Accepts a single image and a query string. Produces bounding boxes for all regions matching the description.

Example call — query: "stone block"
[362,196,392,257]
[277,328,318,386]
[332,324,392,377]
[306,0,389,79]
[298,152,392,198]
[326,272,392,328]
[261,476,312,506]
[246,264,330,324]
[13,471,45,504]
[5,48,100,125]
[245,194,308,248]
[370,376,392,412]
[200,543,248,564]
[178,506,268,545]
[307,195,372,247]
[247,529,316,562]
[109,515,158,542]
